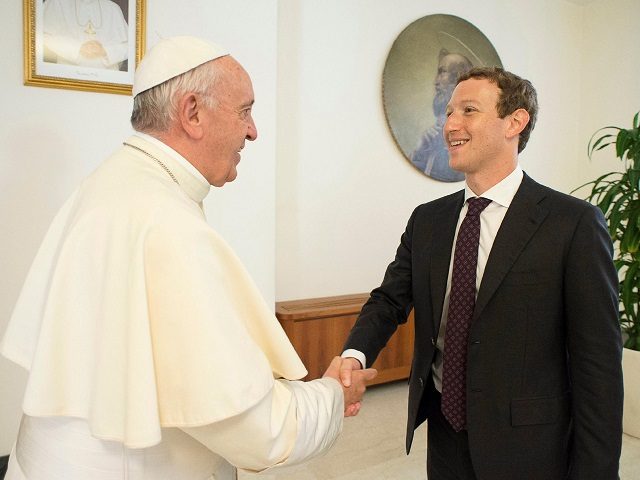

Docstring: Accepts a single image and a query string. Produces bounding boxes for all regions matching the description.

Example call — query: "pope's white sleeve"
[180,377,344,472]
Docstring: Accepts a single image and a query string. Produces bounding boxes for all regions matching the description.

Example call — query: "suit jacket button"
[419,377,424,388]
[431,337,436,346]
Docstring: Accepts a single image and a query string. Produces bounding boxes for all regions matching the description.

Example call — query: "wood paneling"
[276,293,414,385]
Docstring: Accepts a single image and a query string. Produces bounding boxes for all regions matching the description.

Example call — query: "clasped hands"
[323,356,376,417]
[80,40,107,59]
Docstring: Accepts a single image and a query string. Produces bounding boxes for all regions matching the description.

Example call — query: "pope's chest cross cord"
[441,196,492,432]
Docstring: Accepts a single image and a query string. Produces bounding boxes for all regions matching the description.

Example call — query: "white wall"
[0,0,278,455]
[275,0,639,301]
[578,0,640,184]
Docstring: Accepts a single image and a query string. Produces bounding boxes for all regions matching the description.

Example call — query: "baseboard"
[0,454,8,479]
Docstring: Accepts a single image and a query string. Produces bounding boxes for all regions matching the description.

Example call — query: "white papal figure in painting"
[43,0,128,71]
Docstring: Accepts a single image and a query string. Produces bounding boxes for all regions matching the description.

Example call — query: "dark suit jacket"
[344,174,623,480]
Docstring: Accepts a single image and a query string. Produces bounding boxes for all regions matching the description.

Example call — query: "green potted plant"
[576,111,640,437]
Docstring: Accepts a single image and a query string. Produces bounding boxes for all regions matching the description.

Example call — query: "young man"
[341,67,623,479]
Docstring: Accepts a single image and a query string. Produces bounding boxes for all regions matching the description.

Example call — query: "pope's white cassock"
[1,134,344,479]
[43,0,128,70]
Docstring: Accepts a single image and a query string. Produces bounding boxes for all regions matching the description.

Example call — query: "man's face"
[433,53,471,116]
[199,57,258,187]
[443,78,511,175]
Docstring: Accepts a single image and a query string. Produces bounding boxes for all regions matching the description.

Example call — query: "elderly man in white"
[2,36,377,480]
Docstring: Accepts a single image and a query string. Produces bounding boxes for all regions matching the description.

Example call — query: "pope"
[1,36,377,480]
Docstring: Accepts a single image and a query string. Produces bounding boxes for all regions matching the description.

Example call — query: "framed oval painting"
[383,14,502,182]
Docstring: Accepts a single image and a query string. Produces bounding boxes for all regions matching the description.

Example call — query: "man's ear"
[177,93,204,140]
[506,108,530,140]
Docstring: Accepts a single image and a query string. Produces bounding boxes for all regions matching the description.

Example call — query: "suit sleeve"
[343,208,417,365]
[564,204,623,479]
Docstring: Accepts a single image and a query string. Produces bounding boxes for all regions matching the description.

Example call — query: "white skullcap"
[132,36,229,97]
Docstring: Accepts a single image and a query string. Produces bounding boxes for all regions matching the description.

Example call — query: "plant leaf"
[578,112,640,350]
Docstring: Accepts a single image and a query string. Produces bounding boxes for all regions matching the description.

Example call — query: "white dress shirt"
[432,166,524,391]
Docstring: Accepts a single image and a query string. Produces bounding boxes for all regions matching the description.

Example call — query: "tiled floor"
[239,380,640,479]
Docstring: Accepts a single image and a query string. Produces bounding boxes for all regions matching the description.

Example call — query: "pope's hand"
[80,40,107,59]
[323,356,376,417]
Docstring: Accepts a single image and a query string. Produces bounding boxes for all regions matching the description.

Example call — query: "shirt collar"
[134,132,209,185]
[129,133,210,204]
[464,165,524,208]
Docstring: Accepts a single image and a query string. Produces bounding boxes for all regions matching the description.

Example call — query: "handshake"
[323,356,377,417]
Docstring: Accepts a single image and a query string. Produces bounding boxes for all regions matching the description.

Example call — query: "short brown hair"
[457,67,538,153]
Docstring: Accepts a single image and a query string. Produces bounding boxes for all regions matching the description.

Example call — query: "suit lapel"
[430,191,465,328]
[473,175,548,319]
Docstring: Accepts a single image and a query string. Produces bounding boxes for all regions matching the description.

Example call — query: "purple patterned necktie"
[441,196,492,432]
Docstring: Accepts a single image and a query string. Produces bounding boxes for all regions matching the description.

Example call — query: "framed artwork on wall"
[382,14,502,182]
[23,0,146,95]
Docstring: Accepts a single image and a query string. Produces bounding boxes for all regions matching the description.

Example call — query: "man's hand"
[338,356,362,388]
[323,356,376,417]
[79,40,107,59]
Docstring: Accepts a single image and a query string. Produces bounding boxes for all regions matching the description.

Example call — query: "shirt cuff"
[341,349,366,369]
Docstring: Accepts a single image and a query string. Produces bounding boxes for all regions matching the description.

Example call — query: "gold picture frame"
[24,0,146,95]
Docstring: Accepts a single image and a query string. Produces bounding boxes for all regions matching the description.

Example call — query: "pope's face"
[443,78,511,175]
[199,58,258,187]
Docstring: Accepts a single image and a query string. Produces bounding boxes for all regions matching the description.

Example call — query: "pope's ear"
[507,108,530,139]
[177,93,204,140]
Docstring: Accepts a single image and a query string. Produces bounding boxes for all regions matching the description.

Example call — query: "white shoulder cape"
[1,136,307,448]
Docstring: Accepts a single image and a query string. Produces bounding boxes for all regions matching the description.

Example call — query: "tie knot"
[466,197,491,216]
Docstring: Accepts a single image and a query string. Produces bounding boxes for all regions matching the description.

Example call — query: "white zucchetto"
[132,36,229,97]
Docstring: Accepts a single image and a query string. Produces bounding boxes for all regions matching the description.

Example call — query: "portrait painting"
[382,14,502,182]
[24,0,146,94]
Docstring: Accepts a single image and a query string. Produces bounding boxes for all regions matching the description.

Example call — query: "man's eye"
[464,107,476,113]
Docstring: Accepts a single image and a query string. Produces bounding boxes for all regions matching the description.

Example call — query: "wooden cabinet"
[275,293,414,385]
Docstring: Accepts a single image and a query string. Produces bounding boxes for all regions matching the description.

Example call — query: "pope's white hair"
[131,59,222,133]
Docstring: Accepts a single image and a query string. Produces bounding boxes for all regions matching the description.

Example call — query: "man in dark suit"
[340,67,623,479]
